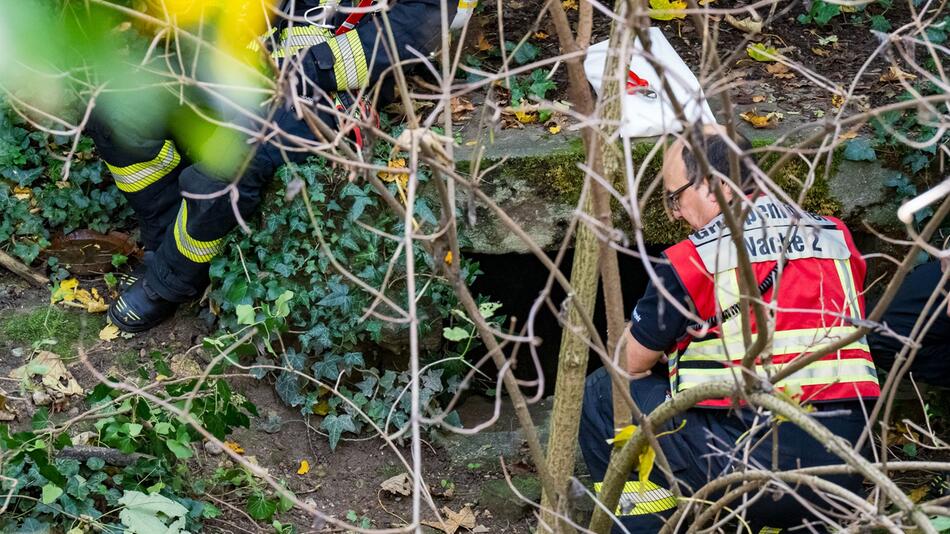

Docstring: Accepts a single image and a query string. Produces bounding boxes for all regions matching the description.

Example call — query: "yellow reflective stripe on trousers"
[592,481,676,516]
[173,201,225,263]
[677,357,878,391]
[715,268,743,345]
[680,326,869,361]
[326,30,369,90]
[105,140,180,193]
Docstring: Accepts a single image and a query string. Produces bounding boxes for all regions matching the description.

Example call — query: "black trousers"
[578,368,872,533]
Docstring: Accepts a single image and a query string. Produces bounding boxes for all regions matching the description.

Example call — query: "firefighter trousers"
[579,367,872,533]
[87,94,338,303]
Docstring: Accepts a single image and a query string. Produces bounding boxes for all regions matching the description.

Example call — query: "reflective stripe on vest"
[105,140,181,193]
[173,201,226,263]
[681,326,870,361]
[677,357,878,392]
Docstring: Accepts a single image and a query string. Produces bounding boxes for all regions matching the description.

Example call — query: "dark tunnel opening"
[465,244,668,398]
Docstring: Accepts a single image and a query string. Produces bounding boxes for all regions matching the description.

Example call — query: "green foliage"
[797,1,841,25]
[0,104,135,266]
[0,377,255,533]
[504,40,540,66]
[842,138,876,162]
[509,69,557,106]
[207,152,480,448]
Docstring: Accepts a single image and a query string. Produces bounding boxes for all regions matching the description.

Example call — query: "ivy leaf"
[648,0,686,21]
[869,15,892,32]
[903,152,930,174]
[843,138,877,161]
[320,414,356,451]
[342,352,364,369]
[276,371,304,407]
[317,281,352,312]
[273,290,294,318]
[312,353,343,380]
[246,492,278,521]
[235,304,256,325]
[165,439,193,459]
[443,326,470,341]
[118,490,189,534]
[746,43,778,62]
[505,40,539,65]
[41,483,63,504]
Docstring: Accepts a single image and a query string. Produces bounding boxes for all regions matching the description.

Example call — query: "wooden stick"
[0,249,49,287]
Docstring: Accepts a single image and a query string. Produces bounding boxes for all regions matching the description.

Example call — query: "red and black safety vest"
[664,196,881,408]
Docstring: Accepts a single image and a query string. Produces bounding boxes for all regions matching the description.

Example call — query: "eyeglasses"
[666,182,692,212]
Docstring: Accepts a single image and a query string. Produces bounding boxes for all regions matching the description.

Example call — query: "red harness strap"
[335,0,376,35]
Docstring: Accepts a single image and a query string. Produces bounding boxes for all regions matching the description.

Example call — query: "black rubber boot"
[108,278,178,333]
[116,251,154,292]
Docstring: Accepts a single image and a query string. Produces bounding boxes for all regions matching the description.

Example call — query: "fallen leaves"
[649,0,686,20]
[51,278,109,313]
[739,110,779,128]
[475,33,493,52]
[746,43,778,62]
[766,62,795,79]
[224,441,245,454]
[831,94,845,109]
[561,0,578,10]
[811,47,830,57]
[548,123,562,134]
[377,158,409,188]
[450,96,475,121]
[297,460,311,475]
[817,34,838,46]
[423,506,476,534]
[880,65,917,82]
[0,393,17,421]
[99,323,120,341]
[380,472,412,496]
[533,31,549,40]
[10,351,83,407]
[724,14,762,34]
[909,485,929,503]
[751,95,766,103]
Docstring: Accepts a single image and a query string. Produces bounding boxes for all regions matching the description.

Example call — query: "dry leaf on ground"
[380,473,412,496]
[909,485,929,503]
[450,97,475,121]
[298,460,311,475]
[724,14,762,33]
[0,393,17,421]
[10,351,84,401]
[838,131,858,141]
[880,65,917,82]
[475,33,492,52]
[224,441,245,454]
[99,323,120,341]
[561,0,578,10]
[812,47,830,57]
[739,110,777,128]
[422,506,477,534]
[533,31,548,40]
[752,95,766,103]
[766,62,795,79]
[832,94,845,109]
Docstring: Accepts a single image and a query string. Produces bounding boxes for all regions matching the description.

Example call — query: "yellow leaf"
[297,460,311,475]
[909,485,928,503]
[698,0,714,4]
[746,43,778,62]
[831,94,844,109]
[838,131,858,141]
[98,323,120,342]
[75,288,108,314]
[475,33,493,52]
[880,65,917,83]
[561,0,578,10]
[224,441,245,454]
[811,47,830,57]
[514,110,537,124]
[649,0,686,20]
[444,250,453,265]
[312,399,330,416]
[548,124,562,134]
[52,278,79,304]
[638,446,656,493]
[607,425,637,448]
[377,158,408,188]
[155,374,170,382]
[533,31,549,40]
[12,186,32,201]
[739,111,774,128]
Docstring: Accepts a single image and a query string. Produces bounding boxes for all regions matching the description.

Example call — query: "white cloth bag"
[584,28,716,138]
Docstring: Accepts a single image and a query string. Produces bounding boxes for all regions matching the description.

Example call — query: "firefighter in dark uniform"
[90,0,461,332]
[578,129,881,532]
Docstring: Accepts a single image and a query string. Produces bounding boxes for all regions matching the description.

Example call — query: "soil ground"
[0,271,536,533]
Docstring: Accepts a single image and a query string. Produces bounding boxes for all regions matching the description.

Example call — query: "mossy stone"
[477,476,542,521]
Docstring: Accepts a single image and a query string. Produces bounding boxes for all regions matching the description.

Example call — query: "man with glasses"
[578,128,880,531]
